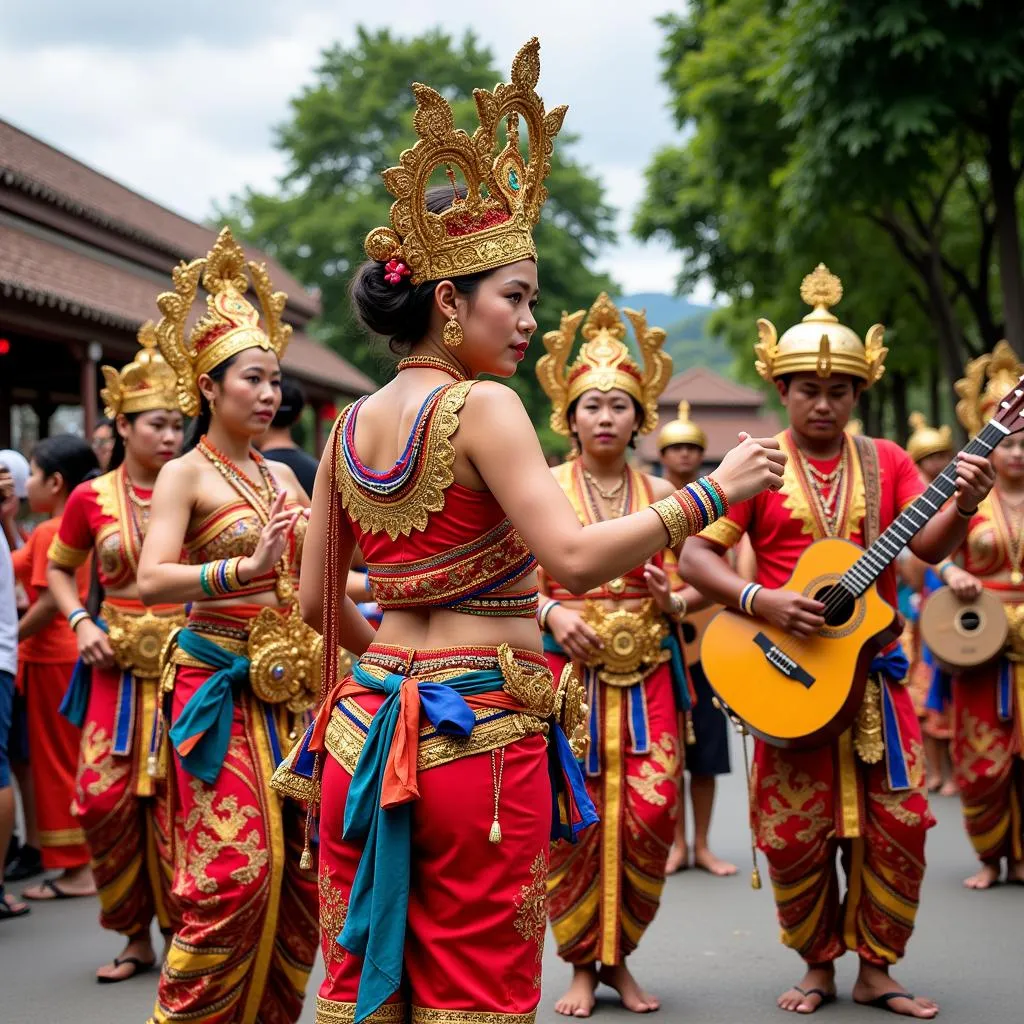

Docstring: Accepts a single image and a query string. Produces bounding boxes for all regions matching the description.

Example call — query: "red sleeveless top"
[335,381,538,617]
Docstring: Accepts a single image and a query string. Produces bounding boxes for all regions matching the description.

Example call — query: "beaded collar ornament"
[754,264,887,386]
[100,321,181,418]
[154,226,292,417]
[536,291,672,437]
[363,37,566,284]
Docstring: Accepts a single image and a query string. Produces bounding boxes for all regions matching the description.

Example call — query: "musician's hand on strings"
[712,432,787,506]
[753,588,826,639]
[944,565,983,602]
[239,491,299,583]
[954,453,995,514]
[547,605,603,663]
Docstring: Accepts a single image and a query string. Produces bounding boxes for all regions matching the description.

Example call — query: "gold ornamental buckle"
[102,602,185,679]
[247,604,322,713]
[580,600,669,687]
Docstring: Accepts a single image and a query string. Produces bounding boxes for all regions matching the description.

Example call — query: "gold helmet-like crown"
[536,292,672,437]
[154,227,292,417]
[100,322,180,419]
[363,37,566,284]
[657,400,707,451]
[955,340,1024,437]
[754,264,887,386]
[906,412,953,464]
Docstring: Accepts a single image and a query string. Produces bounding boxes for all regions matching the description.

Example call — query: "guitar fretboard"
[838,419,1007,597]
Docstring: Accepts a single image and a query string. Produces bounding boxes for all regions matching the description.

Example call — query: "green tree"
[636,0,1023,437]
[220,27,615,447]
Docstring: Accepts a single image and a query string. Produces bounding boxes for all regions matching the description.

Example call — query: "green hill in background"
[616,293,732,375]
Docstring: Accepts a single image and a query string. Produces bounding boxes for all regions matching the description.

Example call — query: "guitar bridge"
[753,632,815,689]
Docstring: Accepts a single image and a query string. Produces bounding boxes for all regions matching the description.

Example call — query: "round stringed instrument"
[919,588,1007,671]
[700,381,1024,748]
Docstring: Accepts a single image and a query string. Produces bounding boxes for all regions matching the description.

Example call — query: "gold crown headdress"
[955,340,1024,437]
[657,400,707,451]
[536,292,672,437]
[363,37,566,284]
[906,412,953,463]
[100,322,180,419]
[754,264,887,386]
[155,227,292,417]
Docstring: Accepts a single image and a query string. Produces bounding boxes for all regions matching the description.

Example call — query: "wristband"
[955,503,977,519]
[669,592,688,620]
[739,583,763,616]
[200,557,247,598]
[67,608,91,631]
[537,599,560,632]
[937,560,957,582]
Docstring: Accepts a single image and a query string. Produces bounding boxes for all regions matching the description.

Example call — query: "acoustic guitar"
[700,385,1024,748]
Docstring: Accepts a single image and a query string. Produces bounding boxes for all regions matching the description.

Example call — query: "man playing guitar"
[679,266,994,1018]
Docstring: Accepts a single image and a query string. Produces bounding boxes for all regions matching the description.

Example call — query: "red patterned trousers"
[73,661,175,937]
[951,660,1024,864]
[546,657,680,966]
[752,682,933,966]
[150,664,318,1024]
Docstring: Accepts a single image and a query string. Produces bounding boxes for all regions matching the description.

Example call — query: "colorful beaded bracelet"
[199,556,247,598]
[739,582,763,616]
[67,607,91,631]
[651,475,728,548]
[537,599,560,632]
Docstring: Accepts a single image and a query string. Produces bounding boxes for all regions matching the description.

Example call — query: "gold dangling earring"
[443,315,464,349]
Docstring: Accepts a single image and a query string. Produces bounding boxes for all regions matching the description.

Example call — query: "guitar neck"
[840,420,1007,597]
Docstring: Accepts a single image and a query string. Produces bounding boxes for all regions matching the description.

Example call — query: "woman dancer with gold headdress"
[940,342,1024,889]
[271,38,785,1024]
[535,296,703,1015]
[46,329,185,981]
[136,229,319,1023]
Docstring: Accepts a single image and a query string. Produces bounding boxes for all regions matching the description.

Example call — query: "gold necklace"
[997,493,1024,585]
[396,356,468,381]
[582,467,627,501]
[797,446,849,536]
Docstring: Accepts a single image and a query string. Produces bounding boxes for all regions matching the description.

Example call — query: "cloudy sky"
[1,0,702,297]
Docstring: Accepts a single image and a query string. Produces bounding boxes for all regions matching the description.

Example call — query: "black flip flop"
[792,986,837,1012]
[855,992,928,1015]
[96,956,157,984]
[0,891,30,921]
[22,878,95,901]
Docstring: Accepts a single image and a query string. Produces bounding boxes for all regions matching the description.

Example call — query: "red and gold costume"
[12,516,90,869]
[48,326,184,940]
[148,229,319,1024]
[272,41,597,1024]
[536,295,685,966]
[949,343,1024,866]
[702,266,933,967]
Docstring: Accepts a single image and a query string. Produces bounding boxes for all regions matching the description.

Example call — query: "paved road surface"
[2,731,1021,1023]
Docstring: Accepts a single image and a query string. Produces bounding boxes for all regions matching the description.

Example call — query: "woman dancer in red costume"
[275,38,785,1024]
[137,228,319,1024]
[48,327,185,981]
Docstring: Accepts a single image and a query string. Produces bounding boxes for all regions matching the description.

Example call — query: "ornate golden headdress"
[100,322,180,419]
[754,264,887,386]
[155,227,292,417]
[536,292,672,437]
[657,400,707,451]
[955,340,1024,437]
[363,37,566,284]
[906,412,953,463]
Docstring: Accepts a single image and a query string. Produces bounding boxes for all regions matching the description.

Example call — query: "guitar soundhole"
[958,610,981,632]
[814,585,856,628]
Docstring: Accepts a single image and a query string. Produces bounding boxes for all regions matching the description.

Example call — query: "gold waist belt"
[172,604,323,713]
[102,602,186,679]
[580,599,670,687]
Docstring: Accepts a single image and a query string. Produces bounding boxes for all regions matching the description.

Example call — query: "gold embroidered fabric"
[76,722,130,798]
[579,601,669,687]
[103,602,186,679]
[318,865,349,967]
[698,515,745,550]
[779,430,866,541]
[46,534,90,569]
[756,752,831,851]
[337,381,475,540]
[316,996,407,1023]
[854,677,884,764]
[513,852,548,990]
[625,732,680,809]
[411,1010,537,1024]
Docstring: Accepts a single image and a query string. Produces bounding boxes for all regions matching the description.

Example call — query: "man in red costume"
[680,265,994,1018]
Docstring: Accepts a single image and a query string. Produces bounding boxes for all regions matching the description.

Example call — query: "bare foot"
[694,846,737,877]
[853,962,938,1018]
[938,779,958,798]
[96,935,157,982]
[963,862,1000,890]
[554,964,598,1018]
[925,775,942,793]
[665,841,689,874]
[778,963,836,1014]
[598,963,660,1013]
